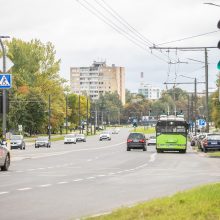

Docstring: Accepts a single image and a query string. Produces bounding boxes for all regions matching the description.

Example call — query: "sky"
[0,0,220,93]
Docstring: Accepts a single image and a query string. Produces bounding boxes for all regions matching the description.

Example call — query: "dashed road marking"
[0,191,9,195]
[73,179,83,182]
[17,187,32,191]
[38,184,52,188]
[149,153,157,162]
[57,181,68,184]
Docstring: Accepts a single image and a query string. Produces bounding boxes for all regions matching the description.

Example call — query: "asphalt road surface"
[0,128,219,220]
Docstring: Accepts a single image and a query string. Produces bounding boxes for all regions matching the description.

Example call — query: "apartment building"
[70,61,125,105]
[138,83,161,100]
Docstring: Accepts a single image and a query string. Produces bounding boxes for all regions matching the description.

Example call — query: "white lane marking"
[87,159,92,162]
[149,153,157,162]
[73,179,83,182]
[15,171,24,173]
[17,187,32,191]
[108,173,115,175]
[38,184,52,188]
[0,191,9,195]
[97,174,106,177]
[86,177,95,180]
[12,141,126,161]
[27,169,36,171]
[57,181,68,184]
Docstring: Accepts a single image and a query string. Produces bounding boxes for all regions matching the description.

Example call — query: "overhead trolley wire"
[76,0,170,63]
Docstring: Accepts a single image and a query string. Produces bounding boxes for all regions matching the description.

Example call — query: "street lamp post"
[65,94,68,134]
[0,36,10,139]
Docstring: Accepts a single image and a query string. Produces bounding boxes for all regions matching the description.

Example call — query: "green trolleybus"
[156,115,189,153]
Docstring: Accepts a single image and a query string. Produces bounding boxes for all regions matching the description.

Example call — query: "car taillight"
[127,139,133,143]
[139,139,145,143]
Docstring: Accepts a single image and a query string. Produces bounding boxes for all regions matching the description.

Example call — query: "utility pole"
[86,96,89,135]
[48,95,51,140]
[150,46,216,133]
[65,94,68,134]
[205,48,209,132]
[78,95,81,134]
[194,78,197,136]
[0,36,10,139]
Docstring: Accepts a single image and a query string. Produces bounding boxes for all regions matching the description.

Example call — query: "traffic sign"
[0,57,14,72]
[198,119,206,127]
[0,74,12,89]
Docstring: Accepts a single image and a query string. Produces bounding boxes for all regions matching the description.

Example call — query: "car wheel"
[127,147,130,151]
[204,148,208,153]
[100,139,102,141]
[143,147,147,151]
[1,154,10,171]
[157,149,162,153]
[180,149,186,153]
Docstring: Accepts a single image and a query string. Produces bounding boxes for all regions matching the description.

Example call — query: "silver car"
[0,141,10,171]
[10,135,26,150]
[76,134,86,142]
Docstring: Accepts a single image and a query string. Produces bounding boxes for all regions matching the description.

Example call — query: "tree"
[5,38,66,134]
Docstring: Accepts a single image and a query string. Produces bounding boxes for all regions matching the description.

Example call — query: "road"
[0,128,219,220]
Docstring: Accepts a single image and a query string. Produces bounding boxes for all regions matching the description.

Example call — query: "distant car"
[99,131,111,141]
[112,128,120,134]
[0,141,10,171]
[64,134,76,144]
[10,135,26,150]
[35,137,51,148]
[201,133,220,153]
[190,135,197,146]
[196,133,207,150]
[147,136,156,145]
[76,134,86,142]
[127,132,147,151]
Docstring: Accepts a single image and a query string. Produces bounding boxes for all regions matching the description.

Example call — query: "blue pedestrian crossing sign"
[0,74,12,89]
[198,119,206,127]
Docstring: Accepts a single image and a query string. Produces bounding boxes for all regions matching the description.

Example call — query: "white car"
[99,131,111,141]
[64,134,76,144]
[112,128,120,134]
[147,136,156,145]
[0,141,10,171]
[76,134,86,142]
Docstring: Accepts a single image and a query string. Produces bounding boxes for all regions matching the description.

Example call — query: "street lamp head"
[0,36,10,39]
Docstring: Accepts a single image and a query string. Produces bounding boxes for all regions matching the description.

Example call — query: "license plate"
[134,140,138,142]
[211,142,217,145]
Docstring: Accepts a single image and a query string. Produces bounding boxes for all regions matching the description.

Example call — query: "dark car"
[35,137,51,148]
[127,132,147,151]
[10,135,26,150]
[201,133,220,152]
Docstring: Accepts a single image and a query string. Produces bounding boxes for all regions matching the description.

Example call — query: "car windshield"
[207,134,220,140]
[65,135,75,138]
[128,133,144,139]
[11,135,22,140]
[37,137,48,141]
[102,131,110,134]
[149,136,156,139]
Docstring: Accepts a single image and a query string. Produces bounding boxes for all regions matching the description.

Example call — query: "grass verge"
[84,183,220,220]
[208,151,220,157]
[131,127,155,134]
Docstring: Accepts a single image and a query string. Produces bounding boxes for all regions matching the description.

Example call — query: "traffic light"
[217,20,220,70]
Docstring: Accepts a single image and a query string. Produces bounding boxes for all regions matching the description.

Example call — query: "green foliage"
[5,38,66,135]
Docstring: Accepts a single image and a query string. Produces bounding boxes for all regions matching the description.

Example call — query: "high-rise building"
[138,83,161,100]
[70,61,125,105]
